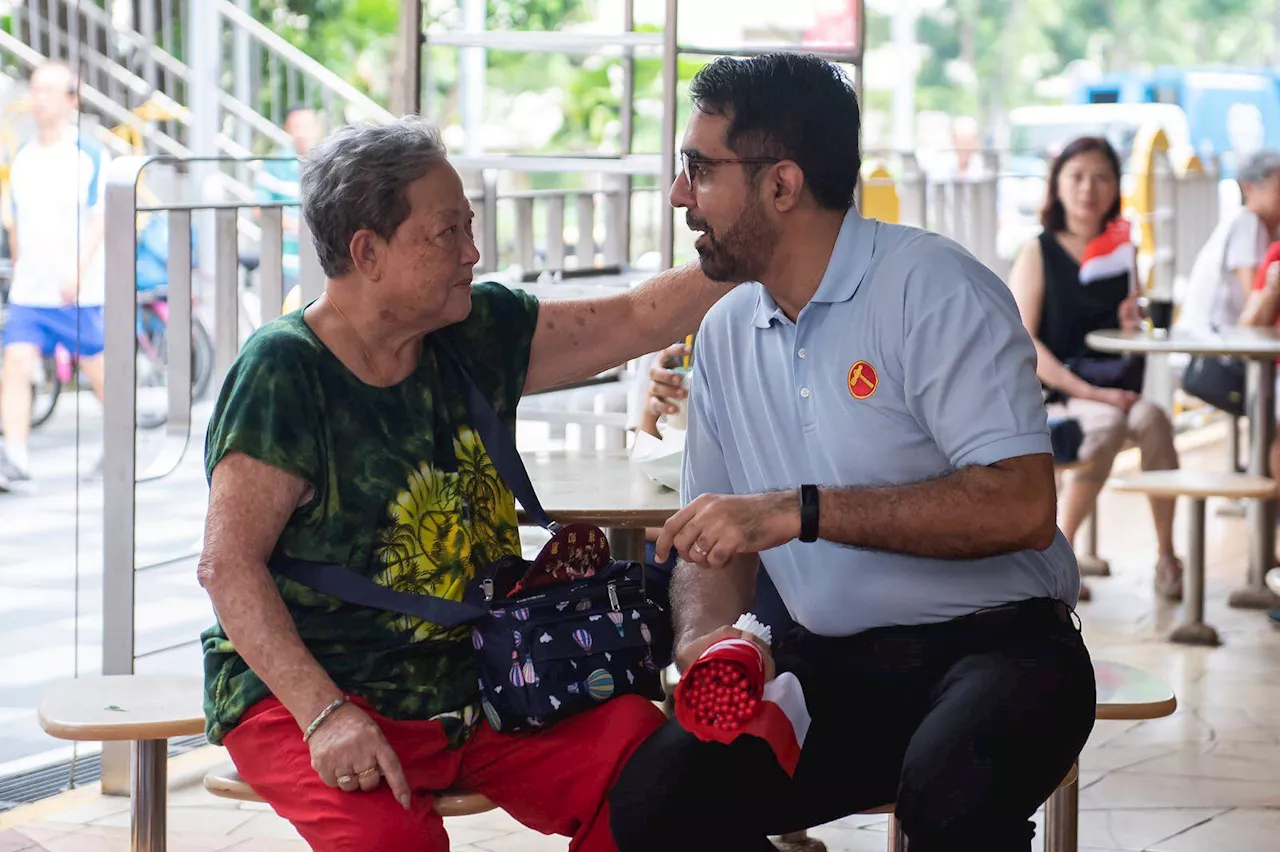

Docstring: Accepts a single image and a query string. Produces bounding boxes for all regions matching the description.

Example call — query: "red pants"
[223,694,665,852]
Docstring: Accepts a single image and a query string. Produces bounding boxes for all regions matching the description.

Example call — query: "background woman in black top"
[1009,136,1183,601]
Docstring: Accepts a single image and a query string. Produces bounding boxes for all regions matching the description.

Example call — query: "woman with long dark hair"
[1009,136,1183,601]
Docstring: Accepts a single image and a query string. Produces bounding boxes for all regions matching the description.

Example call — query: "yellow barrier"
[860,164,899,224]
[1172,149,1205,179]
[1128,126,1170,258]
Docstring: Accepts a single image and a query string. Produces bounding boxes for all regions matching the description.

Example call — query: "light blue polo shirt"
[681,208,1079,637]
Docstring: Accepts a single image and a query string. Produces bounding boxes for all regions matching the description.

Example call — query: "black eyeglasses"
[679,152,782,187]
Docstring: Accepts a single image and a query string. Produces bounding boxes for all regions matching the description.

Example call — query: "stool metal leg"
[1044,774,1078,852]
[887,814,907,852]
[1229,414,1242,472]
[1170,497,1222,645]
[1076,511,1111,577]
[1219,417,1248,517]
[133,739,167,852]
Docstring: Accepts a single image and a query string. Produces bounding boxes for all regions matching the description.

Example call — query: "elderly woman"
[1008,136,1183,601]
[197,117,724,851]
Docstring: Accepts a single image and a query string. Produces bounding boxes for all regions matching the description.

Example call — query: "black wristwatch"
[799,484,820,542]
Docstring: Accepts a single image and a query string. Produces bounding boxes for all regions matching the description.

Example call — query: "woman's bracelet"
[302,695,350,743]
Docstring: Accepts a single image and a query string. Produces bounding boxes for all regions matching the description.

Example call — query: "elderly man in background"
[198,116,726,851]
[1180,150,1280,334]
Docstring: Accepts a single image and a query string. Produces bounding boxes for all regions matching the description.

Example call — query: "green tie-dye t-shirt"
[200,282,539,745]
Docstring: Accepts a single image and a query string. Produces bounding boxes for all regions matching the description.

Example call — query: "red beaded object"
[673,638,768,742]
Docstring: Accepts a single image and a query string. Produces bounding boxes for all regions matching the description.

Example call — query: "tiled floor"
[1,421,1278,851]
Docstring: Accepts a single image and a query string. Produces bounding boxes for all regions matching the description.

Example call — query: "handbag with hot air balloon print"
[270,346,671,733]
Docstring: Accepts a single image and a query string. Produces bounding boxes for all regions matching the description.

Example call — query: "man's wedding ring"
[358,767,379,778]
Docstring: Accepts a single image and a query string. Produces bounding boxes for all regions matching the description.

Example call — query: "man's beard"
[688,200,777,284]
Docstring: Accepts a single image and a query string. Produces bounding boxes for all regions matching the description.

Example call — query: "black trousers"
[609,598,1096,852]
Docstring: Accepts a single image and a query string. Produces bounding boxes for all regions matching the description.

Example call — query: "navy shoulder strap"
[269,553,487,628]
[435,338,558,532]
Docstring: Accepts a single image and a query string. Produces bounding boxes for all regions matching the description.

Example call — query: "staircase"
[0,0,392,204]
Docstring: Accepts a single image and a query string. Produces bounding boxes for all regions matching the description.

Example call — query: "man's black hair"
[688,53,861,210]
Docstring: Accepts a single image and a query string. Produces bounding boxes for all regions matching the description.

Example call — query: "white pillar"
[890,1,918,153]
[460,0,486,156]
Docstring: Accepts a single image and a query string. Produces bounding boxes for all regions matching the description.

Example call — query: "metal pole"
[1169,497,1221,646]
[614,0,636,265]
[188,0,221,288]
[481,168,499,273]
[852,0,866,211]
[213,209,240,386]
[887,815,908,852]
[102,158,148,795]
[395,0,424,115]
[1232,358,1280,608]
[298,213,324,304]
[259,207,285,322]
[461,0,486,156]
[138,208,194,482]
[138,0,158,94]
[659,0,678,270]
[132,740,169,852]
[234,0,252,167]
[1043,777,1078,852]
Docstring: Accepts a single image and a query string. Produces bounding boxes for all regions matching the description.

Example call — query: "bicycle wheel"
[28,355,61,429]
[136,307,217,426]
[191,319,215,402]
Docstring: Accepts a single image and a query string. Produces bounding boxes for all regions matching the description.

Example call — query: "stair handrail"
[216,0,394,125]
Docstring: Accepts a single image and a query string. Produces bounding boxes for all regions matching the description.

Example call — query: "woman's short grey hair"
[299,117,450,278]
[1238,149,1280,186]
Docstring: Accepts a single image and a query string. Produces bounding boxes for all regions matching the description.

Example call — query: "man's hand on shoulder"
[656,491,800,568]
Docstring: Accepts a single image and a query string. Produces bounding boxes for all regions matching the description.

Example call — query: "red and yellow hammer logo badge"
[847,360,878,400]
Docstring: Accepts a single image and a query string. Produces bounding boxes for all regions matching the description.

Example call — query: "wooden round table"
[38,675,205,852]
[1086,328,1280,609]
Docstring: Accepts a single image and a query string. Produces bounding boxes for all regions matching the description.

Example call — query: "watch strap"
[799,484,819,542]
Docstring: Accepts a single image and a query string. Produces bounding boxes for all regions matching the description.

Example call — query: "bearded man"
[608,53,1096,852]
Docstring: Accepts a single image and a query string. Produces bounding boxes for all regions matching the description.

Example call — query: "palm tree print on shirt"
[374,427,521,642]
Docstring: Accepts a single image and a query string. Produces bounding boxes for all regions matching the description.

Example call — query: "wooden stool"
[203,761,498,817]
[37,675,205,852]
[1109,470,1275,645]
[864,661,1175,852]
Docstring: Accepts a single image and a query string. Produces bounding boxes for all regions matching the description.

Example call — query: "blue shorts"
[2,305,106,357]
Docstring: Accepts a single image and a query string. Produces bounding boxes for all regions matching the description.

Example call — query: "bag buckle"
[482,578,495,602]
[607,582,620,612]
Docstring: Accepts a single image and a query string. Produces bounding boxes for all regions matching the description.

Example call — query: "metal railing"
[98,153,314,792]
